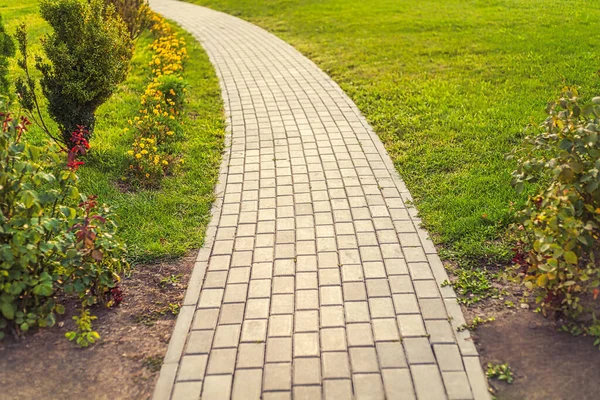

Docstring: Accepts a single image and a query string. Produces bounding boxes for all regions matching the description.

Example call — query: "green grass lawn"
[186,0,600,266]
[2,0,225,262]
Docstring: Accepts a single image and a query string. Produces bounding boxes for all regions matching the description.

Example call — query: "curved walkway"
[149,1,489,399]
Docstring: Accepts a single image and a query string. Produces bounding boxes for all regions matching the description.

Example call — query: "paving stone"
[343,282,367,301]
[294,386,322,400]
[294,332,320,357]
[224,283,248,303]
[320,327,347,351]
[346,323,374,347]
[202,374,232,400]
[273,276,295,294]
[372,318,400,342]
[376,342,407,368]
[206,348,237,374]
[269,314,293,337]
[197,289,223,309]
[219,303,245,325]
[341,264,364,282]
[186,330,214,354]
[263,392,291,400]
[381,369,416,400]
[245,298,270,319]
[296,272,318,290]
[251,262,273,279]
[293,357,322,385]
[322,352,351,378]
[368,297,395,318]
[296,290,319,310]
[353,374,385,400]
[266,336,292,362]
[192,309,219,330]
[263,363,292,391]
[404,337,436,364]
[172,381,203,400]
[392,293,420,314]
[323,379,353,400]
[397,314,427,337]
[237,342,265,368]
[241,319,267,342]
[350,347,379,373]
[295,310,319,332]
[344,301,370,323]
[274,259,296,275]
[320,286,343,306]
[411,364,447,400]
[389,275,415,293]
[419,298,448,320]
[425,320,456,344]
[248,279,271,298]
[365,279,391,298]
[232,369,262,400]
[434,344,464,372]
[320,306,345,328]
[177,354,208,381]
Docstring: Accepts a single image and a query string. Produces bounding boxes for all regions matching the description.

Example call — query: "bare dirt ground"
[462,276,600,400]
[0,253,194,400]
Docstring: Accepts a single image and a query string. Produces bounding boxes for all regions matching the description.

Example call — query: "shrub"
[510,89,600,319]
[16,0,133,145]
[0,14,15,101]
[0,111,128,340]
[105,0,150,40]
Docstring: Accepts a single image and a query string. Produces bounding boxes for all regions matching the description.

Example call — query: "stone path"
[149,1,489,399]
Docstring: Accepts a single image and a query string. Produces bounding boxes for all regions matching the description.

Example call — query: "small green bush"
[510,89,600,318]
[105,0,150,40]
[0,14,15,101]
[0,111,128,340]
[16,0,133,145]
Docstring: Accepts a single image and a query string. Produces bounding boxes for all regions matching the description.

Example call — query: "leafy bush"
[105,0,150,40]
[0,14,15,101]
[0,111,128,340]
[510,90,600,318]
[16,0,133,145]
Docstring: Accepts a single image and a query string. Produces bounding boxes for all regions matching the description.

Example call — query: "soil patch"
[0,253,194,400]
[475,309,600,400]
[462,282,600,400]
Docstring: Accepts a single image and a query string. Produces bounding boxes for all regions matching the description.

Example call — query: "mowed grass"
[2,0,225,262]
[188,0,600,265]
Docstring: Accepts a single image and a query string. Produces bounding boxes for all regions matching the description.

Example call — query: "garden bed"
[0,254,193,399]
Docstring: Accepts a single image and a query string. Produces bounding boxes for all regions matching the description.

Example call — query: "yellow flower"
[127,150,134,156]
[146,173,150,178]
[162,160,168,165]
[135,153,142,159]
[141,150,148,155]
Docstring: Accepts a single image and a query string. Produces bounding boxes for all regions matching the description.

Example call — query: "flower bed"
[125,13,188,186]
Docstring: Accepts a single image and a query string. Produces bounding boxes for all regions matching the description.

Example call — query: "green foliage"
[105,0,150,40]
[0,111,128,339]
[510,90,600,318]
[0,14,15,101]
[457,316,496,332]
[442,267,498,305]
[16,0,133,144]
[65,308,100,347]
[486,363,514,384]
[156,74,188,110]
[159,273,182,288]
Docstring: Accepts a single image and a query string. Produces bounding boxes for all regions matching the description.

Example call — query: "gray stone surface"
[149,0,490,398]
